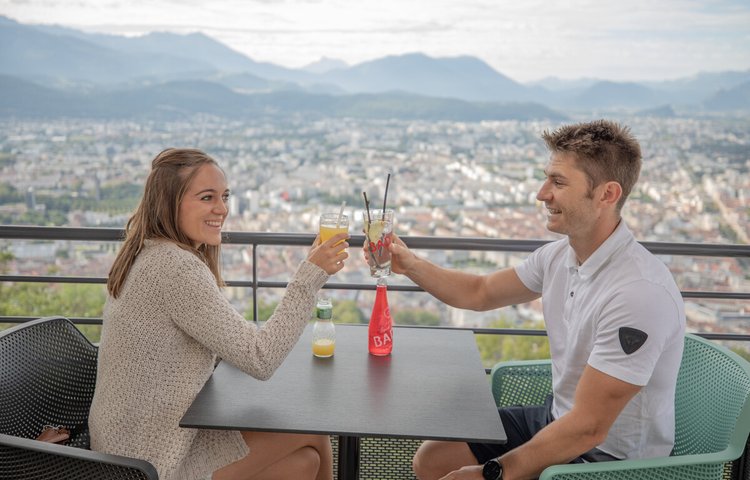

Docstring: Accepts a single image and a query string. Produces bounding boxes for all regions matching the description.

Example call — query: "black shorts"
[468,395,620,465]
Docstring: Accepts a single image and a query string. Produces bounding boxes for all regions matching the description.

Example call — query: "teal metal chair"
[490,333,750,480]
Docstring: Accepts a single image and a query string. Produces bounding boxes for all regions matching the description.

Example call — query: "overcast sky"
[2,0,749,82]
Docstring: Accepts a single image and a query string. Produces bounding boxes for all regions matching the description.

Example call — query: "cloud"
[1,0,748,81]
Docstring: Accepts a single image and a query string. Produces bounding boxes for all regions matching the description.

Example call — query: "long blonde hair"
[107,148,225,298]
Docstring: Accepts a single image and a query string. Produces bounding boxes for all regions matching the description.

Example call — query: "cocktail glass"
[363,209,394,278]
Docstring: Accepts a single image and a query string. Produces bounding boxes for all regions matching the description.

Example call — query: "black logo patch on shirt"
[619,327,648,355]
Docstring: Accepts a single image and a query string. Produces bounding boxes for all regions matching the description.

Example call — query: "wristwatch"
[482,458,503,480]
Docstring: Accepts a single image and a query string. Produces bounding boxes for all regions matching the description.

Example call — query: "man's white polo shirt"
[515,221,685,460]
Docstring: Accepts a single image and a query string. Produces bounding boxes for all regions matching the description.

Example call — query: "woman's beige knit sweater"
[89,240,328,480]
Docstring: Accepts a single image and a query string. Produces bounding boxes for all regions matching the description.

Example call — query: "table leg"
[336,435,360,480]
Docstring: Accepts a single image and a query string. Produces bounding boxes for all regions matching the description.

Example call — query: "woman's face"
[178,163,229,247]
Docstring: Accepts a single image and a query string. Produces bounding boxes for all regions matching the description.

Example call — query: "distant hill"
[0,75,567,121]
[319,53,533,102]
[302,57,349,74]
[0,74,82,116]
[646,70,750,105]
[0,16,314,87]
[703,81,750,111]
[635,104,676,118]
[0,18,216,85]
[210,72,298,94]
[567,81,663,109]
[529,72,750,111]
[1,15,748,113]
[527,77,601,92]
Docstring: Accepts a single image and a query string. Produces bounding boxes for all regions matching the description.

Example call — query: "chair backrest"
[0,316,98,448]
[673,333,750,457]
[491,360,553,408]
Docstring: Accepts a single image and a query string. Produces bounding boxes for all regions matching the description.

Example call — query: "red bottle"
[369,279,393,356]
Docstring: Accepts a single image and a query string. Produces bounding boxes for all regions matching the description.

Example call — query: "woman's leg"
[213,431,333,480]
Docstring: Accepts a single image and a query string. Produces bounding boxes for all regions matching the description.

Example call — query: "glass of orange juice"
[319,213,349,246]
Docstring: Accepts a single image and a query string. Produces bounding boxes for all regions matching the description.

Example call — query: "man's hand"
[438,465,484,480]
[388,233,418,275]
[361,232,419,275]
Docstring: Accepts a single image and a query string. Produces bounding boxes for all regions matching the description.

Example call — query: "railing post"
[252,243,258,323]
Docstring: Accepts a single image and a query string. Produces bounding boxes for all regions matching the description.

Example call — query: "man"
[388,120,686,480]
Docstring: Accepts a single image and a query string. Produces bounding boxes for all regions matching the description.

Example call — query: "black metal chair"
[0,316,158,479]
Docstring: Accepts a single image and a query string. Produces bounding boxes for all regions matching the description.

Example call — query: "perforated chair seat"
[0,316,157,479]
[490,334,750,480]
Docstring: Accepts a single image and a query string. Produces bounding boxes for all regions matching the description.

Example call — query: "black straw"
[381,173,391,220]
[362,192,372,224]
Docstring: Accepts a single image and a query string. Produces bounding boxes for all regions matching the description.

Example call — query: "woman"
[89,148,348,480]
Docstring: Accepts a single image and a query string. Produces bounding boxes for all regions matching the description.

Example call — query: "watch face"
[483,459,502,480]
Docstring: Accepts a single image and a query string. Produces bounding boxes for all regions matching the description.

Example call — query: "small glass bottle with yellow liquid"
[312,296,335,358]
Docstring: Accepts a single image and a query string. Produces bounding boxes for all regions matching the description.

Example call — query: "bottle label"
[371,329,393,347]
[316,306,332,319]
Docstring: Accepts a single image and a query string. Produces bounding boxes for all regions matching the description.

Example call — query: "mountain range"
[1,15,749,120]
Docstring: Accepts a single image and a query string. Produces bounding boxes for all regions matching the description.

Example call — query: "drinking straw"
[381,173,391,220]
[362,192,377,265]
[336,201,346,228]
[362,192,372,224]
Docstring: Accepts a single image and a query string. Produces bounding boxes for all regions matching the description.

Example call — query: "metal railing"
[1,224,750,342]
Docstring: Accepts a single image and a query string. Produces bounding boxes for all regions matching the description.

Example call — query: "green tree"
[0,282,106,342]
[333,300,366,324]
[732,346,750,362]
[0,247,105,340]
[0,182,22,202]
[0,250,12,273]
[475,317,550,368]
[393,308,440,326]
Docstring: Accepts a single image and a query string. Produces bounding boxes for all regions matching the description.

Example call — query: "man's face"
[536,152,601,239]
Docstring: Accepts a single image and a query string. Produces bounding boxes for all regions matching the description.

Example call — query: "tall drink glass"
[319,213,349,246]
[363,209,394,278]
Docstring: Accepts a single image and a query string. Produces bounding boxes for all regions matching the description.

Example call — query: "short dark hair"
[541,119,642,212]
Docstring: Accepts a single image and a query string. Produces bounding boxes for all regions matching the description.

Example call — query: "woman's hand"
[307,233,349,275]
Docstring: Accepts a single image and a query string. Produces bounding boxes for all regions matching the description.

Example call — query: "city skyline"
[1,114,747,336]
[2,0,750,83]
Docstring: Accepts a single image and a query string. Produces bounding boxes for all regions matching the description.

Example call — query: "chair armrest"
[539,449,737,480]
[0,433,158,480]
[490,359,552,408]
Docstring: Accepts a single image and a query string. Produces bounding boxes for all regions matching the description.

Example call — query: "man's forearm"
[500,367,641,480]
[499,413,603,480]
[404,255,490,311]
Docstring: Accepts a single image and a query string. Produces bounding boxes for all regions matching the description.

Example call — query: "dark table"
[180,324,506,479]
